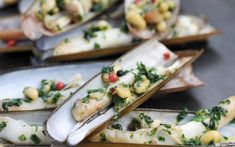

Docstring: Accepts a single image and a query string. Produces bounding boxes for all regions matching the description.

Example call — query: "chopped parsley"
[158,136,165,141]
[147,128,157,136]
[18,134,27,142]
[81,96,89,104]
[192,109,210,122]
[64,38,70,43]
[100,133,107,142]
[160,123,171,129]
[30,134,41,144]
[176,108,189,123]
[136,62,164,83]
[42,92,61,104]
[139,113,153,125]
[206,106,228,130]
[101,66,113,74]
[87,88,105,94]
[182,136,202,146]
[120,22,129,33]
[2,99,23,111]
[112,95,126,112]
[0,121,7,131]
[110,123,123,130]
[219,99,230,105]
[163,129,172,135]
[84,25,108,41]
[56,0,65,11]
[94,42,101,49]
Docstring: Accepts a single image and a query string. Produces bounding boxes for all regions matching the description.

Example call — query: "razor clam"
[1,96,235,146]
[45,39,202,145]
[22,0,121,40]
[0,73,83,112]
[0,117,51,145]
[125,0,180,40]
[89,96,235,146]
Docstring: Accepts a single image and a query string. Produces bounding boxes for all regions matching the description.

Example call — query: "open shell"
[35,14,218,62]
[44,39,203,145]
[125,0,180,40]
[21,0,121,40]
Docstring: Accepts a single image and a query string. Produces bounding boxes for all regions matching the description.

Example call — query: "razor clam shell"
[0,60,202,112]
[36,14,217,62]
[1,109,235,147]
[18,0,35,14]
[124,0,180,40]
[22,0,122,40]
[45,40,202,145]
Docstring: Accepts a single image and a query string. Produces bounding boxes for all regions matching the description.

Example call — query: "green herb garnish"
[2,99,23,111]
[0,121,7,131]
[176,108,189,123]
[158,136,165,141]
[94,43,101,49]
[81,96,89,104]
[30,134,41,144]
[110,123,123,130]
[100,133,107,142]
[139,113,153,125]
[18,134,27,142]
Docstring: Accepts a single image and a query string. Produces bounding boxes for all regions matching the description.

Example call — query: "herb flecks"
[100,132,107,142]
[30,134,41,144]
[2,99,23,111]
[110,123,123,130]
[0,121,7,131]
[18,134,27,142]
[177,108,189,123]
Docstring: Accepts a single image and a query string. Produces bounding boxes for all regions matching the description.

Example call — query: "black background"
[0,0,235,111]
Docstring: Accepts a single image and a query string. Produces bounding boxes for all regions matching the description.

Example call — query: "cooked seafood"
[125,0,180,39]
[89,96,235,146]
[22,0,120,40]
[72,61,179,121]
[0,117,50,145]
[51,15,214,57]
[0,73,83,112]
[53,20,134,56]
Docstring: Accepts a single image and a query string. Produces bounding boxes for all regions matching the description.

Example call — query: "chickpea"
[44,14,71,32]
[23,87,39,100]
[156,21,167,32]
[42,84,51,93]
[116,84,132,99]
[159,2,169,13]
[126,11,147,30]
[41,0,56,14]
[134,76,150,94]
[144,10,163,24]
[200,130,222,145]
[102,73,110,83]
[168,1,176,10]
[163,11,172,20]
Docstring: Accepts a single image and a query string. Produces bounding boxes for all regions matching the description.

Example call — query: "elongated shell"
[125,0,180,40]
[45,39,202,146]
[21,0,121,40]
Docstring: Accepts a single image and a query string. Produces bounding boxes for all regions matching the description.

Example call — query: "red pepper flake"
[163,52,170,60]
[7,40,16,47]
[56,82,65,90]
